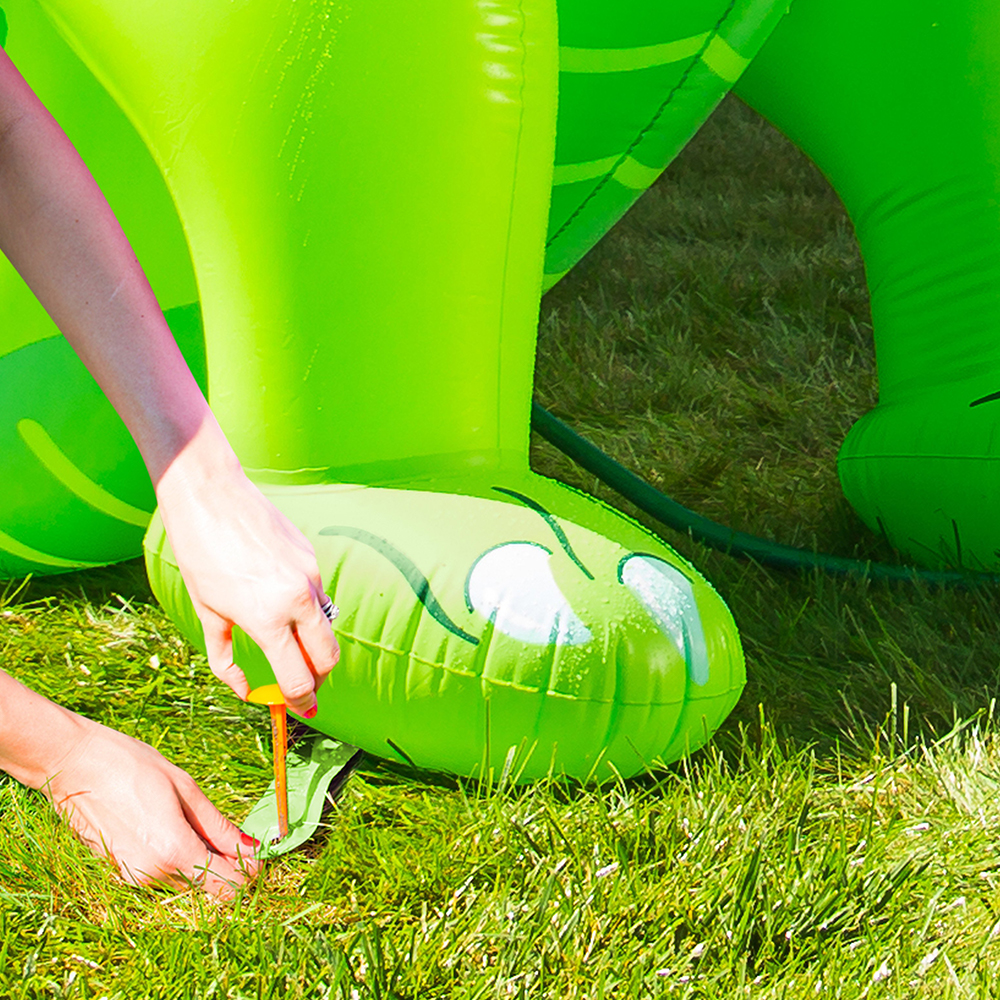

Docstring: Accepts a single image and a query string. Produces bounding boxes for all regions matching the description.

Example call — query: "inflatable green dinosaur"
[1,0,994,779]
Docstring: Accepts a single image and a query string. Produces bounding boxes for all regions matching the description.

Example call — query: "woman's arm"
[0,46,338,716]
[0,45,207,487]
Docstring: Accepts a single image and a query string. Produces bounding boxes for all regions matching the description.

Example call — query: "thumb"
[201,611,251,700]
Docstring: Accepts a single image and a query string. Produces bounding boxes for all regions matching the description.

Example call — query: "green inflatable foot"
[240,733,363,859]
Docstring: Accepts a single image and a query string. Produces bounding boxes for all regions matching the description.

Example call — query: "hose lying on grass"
[531,402,1000,589]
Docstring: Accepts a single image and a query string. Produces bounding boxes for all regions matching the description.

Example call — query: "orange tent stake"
[269,703,289,840]
[249,684,289,841]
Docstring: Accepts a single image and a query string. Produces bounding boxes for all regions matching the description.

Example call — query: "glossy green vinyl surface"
[0,0,202,577]
[0,0,794,775]
[736,0,1000,570]
[145,469,744,780]
[13,0,1000,772]
[0,0,786,578]
[546,0,788,284]
[101,0,743,778]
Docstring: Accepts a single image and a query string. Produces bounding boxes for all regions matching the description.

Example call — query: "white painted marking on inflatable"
[467,542,592,646]
[0,527,103,569]
[17,419,152,527]
[620,555,709,685]
[553,155,660,191]
[559,34,709,74]
[700,35,749,84]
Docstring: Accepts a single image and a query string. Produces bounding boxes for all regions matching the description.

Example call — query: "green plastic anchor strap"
[241,734,363,859]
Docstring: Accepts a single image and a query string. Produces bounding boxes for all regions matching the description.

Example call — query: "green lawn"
[4,95,1000,998]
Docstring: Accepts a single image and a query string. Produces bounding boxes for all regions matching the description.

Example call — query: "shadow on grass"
[3,557,155,611]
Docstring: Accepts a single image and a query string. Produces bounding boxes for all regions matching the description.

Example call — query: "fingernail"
[240,832,261,848]
[304,704,318,719]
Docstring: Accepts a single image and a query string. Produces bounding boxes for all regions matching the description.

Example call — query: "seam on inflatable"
[602,622,625,752]
[600,697,622,758]
[545,0,739,251]
[338,628,684,707]
[495,0,531,452]
[529,652,546,755]
[839,454,1000,461]
[659,697,689,759]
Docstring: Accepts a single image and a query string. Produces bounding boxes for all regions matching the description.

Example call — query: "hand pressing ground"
[0,671,260,898]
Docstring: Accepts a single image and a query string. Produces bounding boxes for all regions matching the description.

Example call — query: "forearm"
[0,55,335,720]
[0,49,239,489]
[0,670,94,791]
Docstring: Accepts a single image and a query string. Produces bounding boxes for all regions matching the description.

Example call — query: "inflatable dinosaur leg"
[38,0,558,476]
[0,0,794,581]
[38,0,744,779]
[736,0,1000,571]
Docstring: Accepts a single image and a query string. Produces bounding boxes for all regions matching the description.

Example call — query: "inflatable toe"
[144,472,743,781]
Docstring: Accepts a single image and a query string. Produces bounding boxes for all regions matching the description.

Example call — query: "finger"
[318,591,335,619]
[177,780,263,875]
[292,601,340,690]
[163,854,247,899]
[115,844,250,899]
[254,627,320,718]
[201,611,251,700]
[199,851,250,900]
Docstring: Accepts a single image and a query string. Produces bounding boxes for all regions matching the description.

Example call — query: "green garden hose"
[531,402,1000,587]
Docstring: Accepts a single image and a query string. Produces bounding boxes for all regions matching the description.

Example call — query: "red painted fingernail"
[304,704,318,719]
[240,832,261,848]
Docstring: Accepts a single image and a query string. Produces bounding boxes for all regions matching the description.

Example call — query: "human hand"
[155,453,340,718]
[39,719,261,898]
[0,48,336,716]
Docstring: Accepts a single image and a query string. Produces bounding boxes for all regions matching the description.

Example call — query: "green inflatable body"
[1,0,995,777]
[735,1,1000,572]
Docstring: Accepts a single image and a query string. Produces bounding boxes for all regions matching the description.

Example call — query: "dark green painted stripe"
[970,390,1000,407]
[491,487,594,579]
[318,525,479,645]
[616,552,694,586]
[385,738,416,767]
